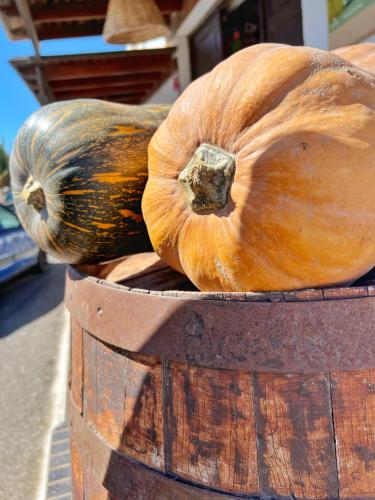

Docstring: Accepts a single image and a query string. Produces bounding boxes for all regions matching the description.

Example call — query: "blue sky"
[0,27,123,153]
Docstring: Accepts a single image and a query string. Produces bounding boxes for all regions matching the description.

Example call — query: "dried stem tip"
[23,177,45,212]
[178,143,236,213]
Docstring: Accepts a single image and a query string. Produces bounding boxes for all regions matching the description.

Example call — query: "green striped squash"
[10,99,169,264]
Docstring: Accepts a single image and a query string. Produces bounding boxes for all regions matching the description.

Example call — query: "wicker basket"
[103,0,171,44]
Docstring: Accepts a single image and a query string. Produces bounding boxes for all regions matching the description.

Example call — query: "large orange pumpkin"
[332,43,375,74]
[142,43,375,292]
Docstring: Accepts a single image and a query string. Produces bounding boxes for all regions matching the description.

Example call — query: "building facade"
[148,0,375,102]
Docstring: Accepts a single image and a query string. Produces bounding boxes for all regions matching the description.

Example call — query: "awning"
[10,47,176,104]
[0,0,182,41]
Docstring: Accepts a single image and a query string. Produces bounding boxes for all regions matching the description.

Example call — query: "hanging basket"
[103,0,171,44]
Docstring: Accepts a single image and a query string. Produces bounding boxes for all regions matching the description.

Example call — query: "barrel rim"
[66,265,375,373]
[68,264,374,303]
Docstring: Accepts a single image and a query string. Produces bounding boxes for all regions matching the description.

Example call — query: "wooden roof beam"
[157,0,183,12]
[1,0,107,22]
[14,0,40,54]
[35,64,53,104]
[54,83,154,100]
[12,47,174,64]
[43,57,175,81]
[50,72,162,91]
[11,1,56,103]
[28,1,107,23]
[36,21,105,40]
[3,0,183,22]
[55,91,147,102]
[10,48,175,105]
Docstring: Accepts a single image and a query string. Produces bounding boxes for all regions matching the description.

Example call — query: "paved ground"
[46,422,71,500]
[0,261,68,500]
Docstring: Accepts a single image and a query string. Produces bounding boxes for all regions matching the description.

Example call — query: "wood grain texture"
[331,369,375,499]
[70,440,84,500]
[82,332,164,471]
[68,259,375,498]
[253,372,338,499]
[69,404,84,500]
[70,319,83,413]
[70,397,236,500]
[166,362,259,494]
[77,251,196,291]
[118,353,164,470]
[84,468,109,500]
[82,330,100,435]
[94,339,126,451]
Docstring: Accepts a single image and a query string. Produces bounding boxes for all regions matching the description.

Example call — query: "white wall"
[176,37,191,92]
[301,0,329,50]
[146,72,180,104]
[300,0,375,50]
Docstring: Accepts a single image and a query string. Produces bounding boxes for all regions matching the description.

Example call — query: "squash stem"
[178,143,235,213]
[23,177,45,212]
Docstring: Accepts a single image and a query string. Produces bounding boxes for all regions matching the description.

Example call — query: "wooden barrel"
[66,256,375,499]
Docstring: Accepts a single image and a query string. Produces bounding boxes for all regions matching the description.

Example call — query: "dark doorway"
[222,0,262,58]
[260,0,303,45]
[190,10,224,80]
[189,0,303,79]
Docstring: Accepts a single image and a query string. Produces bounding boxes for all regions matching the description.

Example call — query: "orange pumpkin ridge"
[332,43,375,74]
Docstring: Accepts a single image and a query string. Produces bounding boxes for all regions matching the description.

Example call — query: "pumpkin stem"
[179,143,235,213]
[23,177,45,211]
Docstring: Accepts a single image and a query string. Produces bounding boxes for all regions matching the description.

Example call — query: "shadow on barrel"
[67,261,375,498]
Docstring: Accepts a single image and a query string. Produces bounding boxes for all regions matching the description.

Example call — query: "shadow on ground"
[0,262,66,338]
